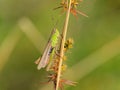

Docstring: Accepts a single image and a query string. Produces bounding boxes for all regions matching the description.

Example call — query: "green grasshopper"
[35,28,60,71]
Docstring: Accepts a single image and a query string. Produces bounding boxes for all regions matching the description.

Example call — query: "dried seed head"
[63,55,67,61]
[71,0,79,8]
[60,79,77,86]
[61,64,67,72]
[54,0,88,17]
[58,79,77,89]
[64,38,74,51]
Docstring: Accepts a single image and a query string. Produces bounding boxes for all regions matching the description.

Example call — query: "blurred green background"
[0,0,120,90]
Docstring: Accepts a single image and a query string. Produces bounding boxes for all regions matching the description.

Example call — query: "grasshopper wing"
[37,42,52,70]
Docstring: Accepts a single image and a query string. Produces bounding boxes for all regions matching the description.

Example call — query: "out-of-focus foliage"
[0,0,120,90]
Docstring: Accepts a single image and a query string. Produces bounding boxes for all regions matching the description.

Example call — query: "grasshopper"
[35,28,60,71]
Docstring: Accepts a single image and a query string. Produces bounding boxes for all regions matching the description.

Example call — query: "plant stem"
[55,0,72,90]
